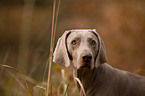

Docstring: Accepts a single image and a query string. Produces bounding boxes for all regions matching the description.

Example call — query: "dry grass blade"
[6,70,26,90]
[1,64,21,73]
[29,52,49,76]
[33,85,46,96]
[61,69,66,94]
[3,49,10,64]
[57,83,62,96]
[74,77,86,96]
[63,77,86,96]
[0,49,10,79]
[24,77,31,96]
[53,0,60,42]
[23,75,39,85]
[46,0,56,95]
[46,0,60,95]
[43,59,49,81]
[63,78,73,96]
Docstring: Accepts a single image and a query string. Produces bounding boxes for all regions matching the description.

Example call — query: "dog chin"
[80,65,90,69]
[78,63,94,70]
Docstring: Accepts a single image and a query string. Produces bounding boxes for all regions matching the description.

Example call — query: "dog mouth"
[79,63,91,69]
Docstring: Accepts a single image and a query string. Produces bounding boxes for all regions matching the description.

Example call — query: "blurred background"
[0,0,145,95]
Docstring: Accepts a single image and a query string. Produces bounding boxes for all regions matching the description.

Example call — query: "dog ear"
[53,31,71,67]
[93,30,107,67]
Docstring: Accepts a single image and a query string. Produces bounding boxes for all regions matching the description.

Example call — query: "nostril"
[82,55,92,61]
[82,56,87,60]
[88,56,92,60]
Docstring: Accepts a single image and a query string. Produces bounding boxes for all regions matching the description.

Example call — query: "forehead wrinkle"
[67,31,98,43]
[67,32,81,43]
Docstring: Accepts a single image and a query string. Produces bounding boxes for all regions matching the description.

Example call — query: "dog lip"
[83,59,91,62]
[79,64,91,69]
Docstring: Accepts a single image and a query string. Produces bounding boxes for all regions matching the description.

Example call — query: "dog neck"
[73,64,106,95]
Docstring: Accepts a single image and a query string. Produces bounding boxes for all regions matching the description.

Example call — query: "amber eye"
[91,40,96,45]
[71,40,77,45]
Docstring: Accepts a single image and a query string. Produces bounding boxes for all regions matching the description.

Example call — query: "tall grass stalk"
[61,69,66,95]
[46,0,60,96]
[46,0,56,95]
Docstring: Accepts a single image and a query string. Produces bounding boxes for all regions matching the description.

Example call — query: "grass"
[0,0,83,95]
[1,63,145,96]
[0,64,81,96]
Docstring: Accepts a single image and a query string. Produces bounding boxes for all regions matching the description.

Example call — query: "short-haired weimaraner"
[53,29,145,96]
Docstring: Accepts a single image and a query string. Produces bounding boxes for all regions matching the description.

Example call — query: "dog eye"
[91,40,96,45]
[71,40,77,45]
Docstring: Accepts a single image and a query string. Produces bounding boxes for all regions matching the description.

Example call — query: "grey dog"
[53,29,145,96]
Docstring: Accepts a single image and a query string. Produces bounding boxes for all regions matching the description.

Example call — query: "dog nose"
[82,53,92,62]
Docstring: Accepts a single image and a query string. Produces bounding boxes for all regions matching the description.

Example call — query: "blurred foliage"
[0,0,145,95]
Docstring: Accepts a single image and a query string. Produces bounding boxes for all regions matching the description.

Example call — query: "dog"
[53,29,145,96]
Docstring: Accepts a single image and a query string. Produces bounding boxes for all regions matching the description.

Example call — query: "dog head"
[53,29,107,70]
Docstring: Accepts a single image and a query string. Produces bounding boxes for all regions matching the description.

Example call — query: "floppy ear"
[93,30,107,67]
[53,31,71,67]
